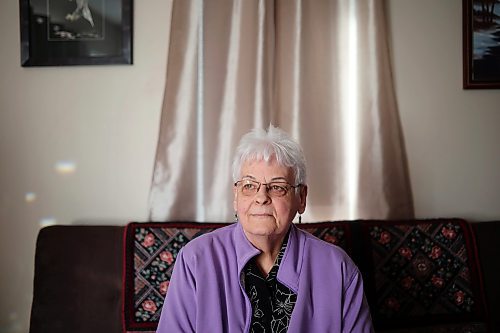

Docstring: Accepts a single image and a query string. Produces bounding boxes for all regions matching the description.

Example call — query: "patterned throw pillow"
[362,219,487,333]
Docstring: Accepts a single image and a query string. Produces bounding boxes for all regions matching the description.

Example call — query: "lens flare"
[55,161,76,174]
[25,192,37,203]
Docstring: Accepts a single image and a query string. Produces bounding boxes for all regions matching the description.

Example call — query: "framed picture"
[20,0,133,66]
[463,0,500,88]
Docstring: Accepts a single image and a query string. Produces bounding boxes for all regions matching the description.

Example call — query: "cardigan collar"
[233,222,304,293]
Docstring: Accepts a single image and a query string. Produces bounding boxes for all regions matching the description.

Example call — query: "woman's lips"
[250,213,273,217]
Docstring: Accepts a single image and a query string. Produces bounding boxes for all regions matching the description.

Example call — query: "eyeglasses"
[234,179,302,197]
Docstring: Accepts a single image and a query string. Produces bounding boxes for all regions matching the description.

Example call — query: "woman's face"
[233,158,307,242]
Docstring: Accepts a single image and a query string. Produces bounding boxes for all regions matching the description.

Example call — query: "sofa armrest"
[29,225,124,333]
[473,221,500,333]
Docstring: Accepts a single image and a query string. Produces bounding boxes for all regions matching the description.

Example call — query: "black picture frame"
[463,0,500,89]
[20,0,133,66]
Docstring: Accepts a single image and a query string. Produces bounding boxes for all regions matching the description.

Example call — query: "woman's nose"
[254,184,271,204]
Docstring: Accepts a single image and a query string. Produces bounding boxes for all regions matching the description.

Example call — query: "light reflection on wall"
[55,160,77,174]
[39,217,58,228]
[28,161,78,228]
[25,192,37,203]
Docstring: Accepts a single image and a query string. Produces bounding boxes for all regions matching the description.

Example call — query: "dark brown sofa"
[29,219,500,333]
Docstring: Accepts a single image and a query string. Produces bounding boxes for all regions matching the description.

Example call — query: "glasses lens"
[240,180,259,196]
[267,183,288,197]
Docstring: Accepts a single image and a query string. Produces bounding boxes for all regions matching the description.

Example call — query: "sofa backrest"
[123,219,488,333]
[30,219,496,333]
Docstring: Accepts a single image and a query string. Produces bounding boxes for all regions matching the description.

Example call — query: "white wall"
[0,0,499,332]
[0,1,172,332]
[388,0,500,221]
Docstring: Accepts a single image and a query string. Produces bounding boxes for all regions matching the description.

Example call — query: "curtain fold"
[149,0,414,222]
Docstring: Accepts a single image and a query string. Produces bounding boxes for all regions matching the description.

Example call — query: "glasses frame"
[234,179,302,197]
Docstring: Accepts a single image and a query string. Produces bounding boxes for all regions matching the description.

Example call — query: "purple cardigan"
[156,223,374,333]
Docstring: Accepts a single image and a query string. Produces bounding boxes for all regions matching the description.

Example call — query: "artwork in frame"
[20,0,133,66]
[463,0,500,88]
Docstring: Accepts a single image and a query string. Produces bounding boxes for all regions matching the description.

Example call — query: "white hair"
[232,125,307,186]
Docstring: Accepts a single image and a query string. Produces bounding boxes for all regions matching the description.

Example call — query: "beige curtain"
[149,0,414,222]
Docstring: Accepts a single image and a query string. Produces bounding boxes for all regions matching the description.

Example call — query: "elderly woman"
[156,126,374,333]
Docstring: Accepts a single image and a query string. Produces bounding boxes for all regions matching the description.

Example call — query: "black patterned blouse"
[243,233,297,333]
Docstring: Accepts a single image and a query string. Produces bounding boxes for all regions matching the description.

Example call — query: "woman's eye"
[243,183,256,190]
[271,185,286,192]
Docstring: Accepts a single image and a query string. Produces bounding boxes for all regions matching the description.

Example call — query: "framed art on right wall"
[463,0,500,89]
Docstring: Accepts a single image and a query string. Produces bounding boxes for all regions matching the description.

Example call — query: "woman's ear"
[298,185,308,214]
